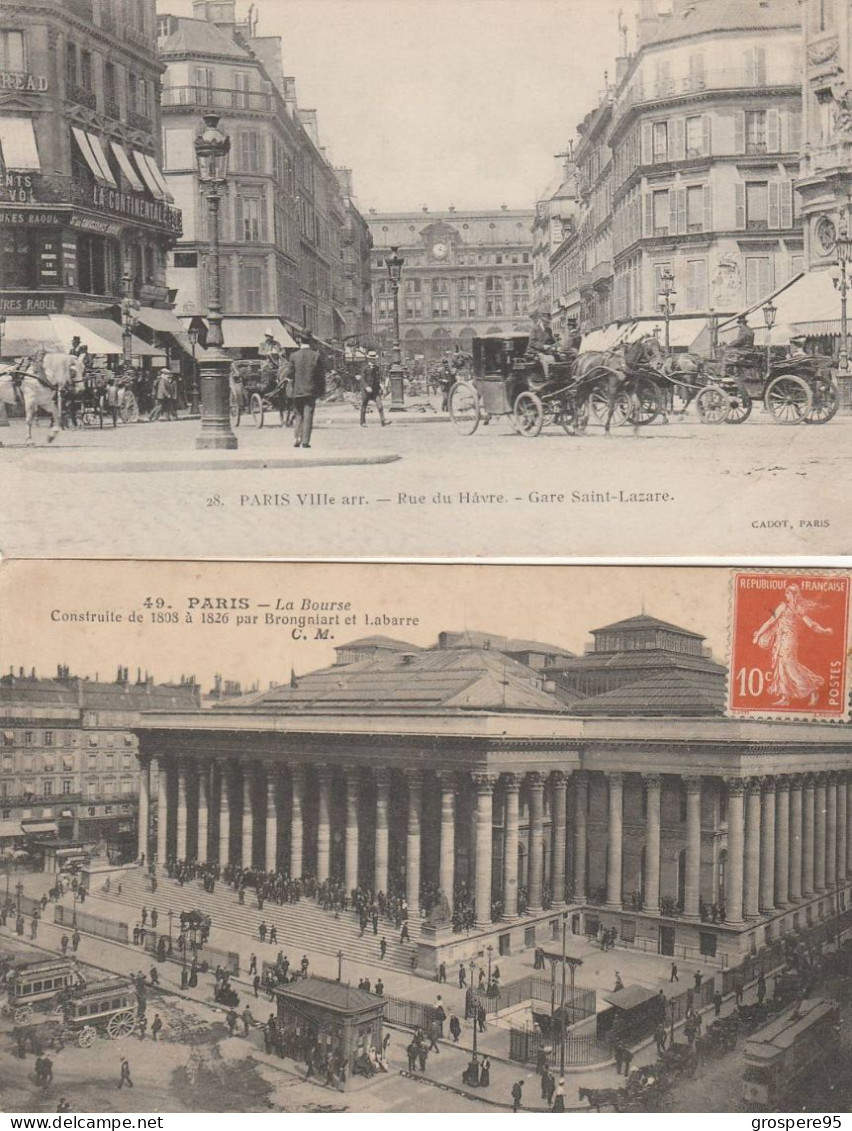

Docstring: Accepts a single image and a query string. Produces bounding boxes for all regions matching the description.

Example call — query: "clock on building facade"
[431,242,449,260]
[815,215,837,257]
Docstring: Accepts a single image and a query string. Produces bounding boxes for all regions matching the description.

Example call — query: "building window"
[238,131,263,173]
[0,30,25,71]
[241,197,262,241]
[242,262,265,312]
[24,731,34,745]
[745,110,767,155]
[120,777,132,796]
[174,251,197,269]
[66,42,77,89]
[88,754,97,770]
[485,275,504,317]
[512,275,529,315]
[62,780,72,795]
[42,780,53,796]
[104,62,116,108]
[746,182,769,230]
[810,0,835,32]
[686,186,704,233]
[652,121,668,164]
[194,67,214,105]
[686,259,707,309]
[232,71,250,109]
[746,256,773,304]
[653,190,669,236]
[685,116,703,158]
[80,50,92,93]
[404,295,423,319]
[458,276,477,319]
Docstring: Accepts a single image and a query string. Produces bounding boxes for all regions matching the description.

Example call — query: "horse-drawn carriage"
[2,958,79,1025]
[229,359,293,429]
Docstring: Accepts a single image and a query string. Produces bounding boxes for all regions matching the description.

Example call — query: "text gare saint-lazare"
[235,489,676,506]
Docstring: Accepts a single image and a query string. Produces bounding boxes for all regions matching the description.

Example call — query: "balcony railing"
[615,66,801,123]
[124,25,153,50]
[104,97,121,120]
[67,85,97,111]
[1,792,83,805]
[161,85,273,113]
[127,109,153,133]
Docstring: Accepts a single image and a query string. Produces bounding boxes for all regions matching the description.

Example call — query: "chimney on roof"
[400,653,417,666]
[192,0,237,33]
[282,77,298,112]
[636,0,663,47]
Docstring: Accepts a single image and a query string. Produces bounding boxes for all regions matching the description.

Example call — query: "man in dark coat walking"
[285,332,326,449]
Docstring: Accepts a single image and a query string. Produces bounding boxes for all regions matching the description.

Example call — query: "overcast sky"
[2,562,732,692]
[158,0,633,210]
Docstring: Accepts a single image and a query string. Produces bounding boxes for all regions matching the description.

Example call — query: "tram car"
[742,997,840,1110]
[58,977,138,1046]
[3,958,78,1024]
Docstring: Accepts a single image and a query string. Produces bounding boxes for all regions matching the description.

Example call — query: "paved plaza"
[2,407,850,559]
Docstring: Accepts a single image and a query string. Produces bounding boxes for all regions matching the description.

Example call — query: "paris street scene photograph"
[3,0,852,559]
[0,558,850,1114]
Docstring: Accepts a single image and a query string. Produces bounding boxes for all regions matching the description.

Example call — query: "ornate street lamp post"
[658,267,676,357]
[121,271,140,376]
[194,112,237,449]
[762,299,777,381]
[385,246,406,410]
[188,326,200,414]
[833,218,852,371]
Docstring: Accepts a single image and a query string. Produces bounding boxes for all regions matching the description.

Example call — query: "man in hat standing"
[149,367,173,422]
[360,354,389,428]
[285,331,326,448]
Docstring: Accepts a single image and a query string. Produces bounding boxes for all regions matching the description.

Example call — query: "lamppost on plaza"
[658,267,676,356]
[167,909,174,951]
[833,217,852,371]
[337,950,344,983]
[121,270,140,377]
[188,326,201,414]
[194,112,237,450]
[15,880,23,915]
[762,298,777,380]
[707,307,719,360]
[468,957,479,1055]
[385,246,406,410]
[486,944,493,989]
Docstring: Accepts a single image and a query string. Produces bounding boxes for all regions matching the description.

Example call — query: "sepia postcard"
[0,558,849,1114]
[3,0,852,561]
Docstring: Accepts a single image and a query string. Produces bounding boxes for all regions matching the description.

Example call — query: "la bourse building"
[0,0,180,332]
[134,617,852,974]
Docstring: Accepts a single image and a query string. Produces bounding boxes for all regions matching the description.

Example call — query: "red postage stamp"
[729,571,850,720]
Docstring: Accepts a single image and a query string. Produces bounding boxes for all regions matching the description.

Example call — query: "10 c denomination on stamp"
[729,571,850,720]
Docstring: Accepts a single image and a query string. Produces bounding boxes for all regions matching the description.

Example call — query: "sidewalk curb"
[27,452,402,474]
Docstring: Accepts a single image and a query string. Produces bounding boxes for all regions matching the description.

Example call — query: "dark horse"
[572,335,662,433]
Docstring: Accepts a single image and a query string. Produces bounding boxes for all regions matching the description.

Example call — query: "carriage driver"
[260,328,282,363]
[526,313,559,378]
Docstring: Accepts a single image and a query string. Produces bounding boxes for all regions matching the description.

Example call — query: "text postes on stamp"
[729,571,850,721]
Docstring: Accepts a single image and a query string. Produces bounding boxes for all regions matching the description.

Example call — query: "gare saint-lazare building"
[134,616,852,973]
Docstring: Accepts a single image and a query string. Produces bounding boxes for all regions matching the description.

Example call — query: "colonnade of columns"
[137,757,852,930]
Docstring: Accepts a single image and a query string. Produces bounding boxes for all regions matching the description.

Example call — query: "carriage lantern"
[762,299,777,380]
[194,112,237,449]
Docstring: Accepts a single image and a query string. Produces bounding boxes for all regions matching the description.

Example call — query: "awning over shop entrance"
[20,821,58,835]
[718,271,841,345]
[178,317,297,350]
[621,317,707,349]
[110,141,145,191]
[135,306,187,335]
[0,820,22,839]
[580,323,628,352]
[0,116,41,170]
[0,315,160,358]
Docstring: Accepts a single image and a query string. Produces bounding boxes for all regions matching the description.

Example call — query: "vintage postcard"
[3,0,852,560]
[0,558,850,1114]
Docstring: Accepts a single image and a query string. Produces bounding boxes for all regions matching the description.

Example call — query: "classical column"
[527,773,545,912]
[551,772,568,907]
[344,768,360,893]
[176,758,188,862]
[217,761,231,867]
[826,774,838,889]
[759,778,776,914]
[774,778,790,908]
[374,770,391,895]
[265,764,278,874]
[814,774,827,892]
[725,779,745,926]
[683,775,702,920]
[789,776,803,903]
[316,766,332,883]
[573,772,588,902]
[744,779,761,919]
[644,774,662,914]
[606,772,625,909]
[241,764,254,868]
[438,773,456,911]
[473,773,496,929]
[837,774,848,884]
[502,773,520,919]
[137,757,150,862]
[154,759,168,864]
[406,770,422,915]
[290,766,304,878]
[197,762,209,865]
[802,776,815,898]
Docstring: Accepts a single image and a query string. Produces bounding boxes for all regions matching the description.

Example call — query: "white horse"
[0,354,83,445]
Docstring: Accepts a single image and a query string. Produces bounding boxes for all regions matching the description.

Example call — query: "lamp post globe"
[194,112,237,450]
[763,299,777,379]
[835,218,852,371]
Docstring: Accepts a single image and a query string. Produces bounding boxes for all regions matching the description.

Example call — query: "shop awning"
[178,317,296,350]
[0,116,40,170]
[71,317,162,357]
[145,155,171,199]
[132,151,169,200]
[87,133,117,188]
[717,271,843,345]
[621,317,707,349]
[0,315,162,358]
[0,820,22,839]
[110,141,145,192]
[136,306,187,335]
[21,821,59,835]
[580,323,627,352]
[72,127,110,185]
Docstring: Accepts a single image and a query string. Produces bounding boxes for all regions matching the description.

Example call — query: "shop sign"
[0,207,64,226]
[88,184,182,235]
[0,72,48,92]
[2,173,37,204]
[0,293,65,314]
[69,213,123,238]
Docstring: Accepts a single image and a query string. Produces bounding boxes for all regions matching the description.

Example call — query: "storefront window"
[0,229,36,288]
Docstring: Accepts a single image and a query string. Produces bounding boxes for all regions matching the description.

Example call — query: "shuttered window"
[686,259,707,309]
[745,256,773,304]
[653,189,669,235]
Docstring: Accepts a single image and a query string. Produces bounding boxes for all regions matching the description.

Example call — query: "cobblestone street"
[3,408,850,559]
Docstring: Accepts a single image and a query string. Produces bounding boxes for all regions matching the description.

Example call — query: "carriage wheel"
[13,1005,32,1025]
[107,1010,137,1039]
[630,378,663,426]
[804,376,839,424]
[695,386,729,425]
[765,374,811,424]
[513,391,544,437]
[229,389,241,428]
[724,390,753,425]
[250,392,265,428]
[120,391,139,424]
[559,397,589,436]
[448,382,480,435]
[78,1026,96,1048]
[588,387,631,427]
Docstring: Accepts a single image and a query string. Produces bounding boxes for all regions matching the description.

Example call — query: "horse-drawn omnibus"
[3,958,79,1024]
[742,997,840,1110]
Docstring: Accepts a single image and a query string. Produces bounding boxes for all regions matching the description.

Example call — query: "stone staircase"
[91,867,422,975]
